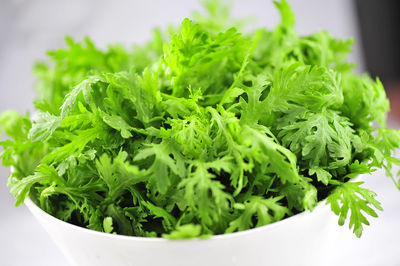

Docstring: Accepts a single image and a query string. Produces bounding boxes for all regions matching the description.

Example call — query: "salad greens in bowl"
[1,0,399,242]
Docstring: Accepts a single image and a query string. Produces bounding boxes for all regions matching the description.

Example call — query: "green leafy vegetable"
[103,217,114,234]
[327,181,382,237]
[1,0,399,239]
[163,224,205,240]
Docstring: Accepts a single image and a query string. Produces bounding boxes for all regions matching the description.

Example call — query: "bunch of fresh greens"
[1,0,399,239]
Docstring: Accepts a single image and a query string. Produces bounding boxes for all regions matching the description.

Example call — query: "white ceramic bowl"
[25,196,339,266]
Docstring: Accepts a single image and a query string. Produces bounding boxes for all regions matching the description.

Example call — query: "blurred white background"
[0,0,398,265]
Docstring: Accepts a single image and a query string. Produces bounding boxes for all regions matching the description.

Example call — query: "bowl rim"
[25,196,330,243]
